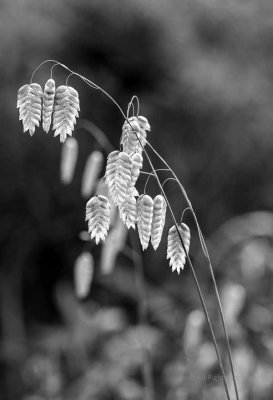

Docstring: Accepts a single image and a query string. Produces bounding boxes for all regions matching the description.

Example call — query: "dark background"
[1,0,273,399]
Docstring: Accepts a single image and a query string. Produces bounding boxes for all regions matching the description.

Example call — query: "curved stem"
[144,140,239,400]
[130,231,154,400]
[139,146,231,400]
[143,168,170,194]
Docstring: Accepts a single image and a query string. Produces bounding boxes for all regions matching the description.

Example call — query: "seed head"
[137,194,154,250]
[86,195,111,244]
[17,83,43,136]
[52,85,80,143]
[167,223,191,274]
[42,78,56,133]
[105,150,132,206]
[151,194,167,250]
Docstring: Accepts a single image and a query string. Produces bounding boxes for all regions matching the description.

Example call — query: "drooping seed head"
[105,150,133,206]
[17,83,43,136]
[42,78,56,133]
[151,194,167,250]
[52,85,80,143]
[167,223,191,274]
[118,195,137,229]
[137,194,154,250]
[86,195,111,244]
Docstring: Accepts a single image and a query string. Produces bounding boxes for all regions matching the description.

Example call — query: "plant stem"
[139,147,231,400]
[145,141,239,400]
[130,231,155,400]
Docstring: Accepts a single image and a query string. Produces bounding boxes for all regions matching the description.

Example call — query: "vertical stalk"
[130,231,155,400]
[145,142,239,400]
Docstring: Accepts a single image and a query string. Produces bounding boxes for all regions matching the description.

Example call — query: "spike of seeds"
[137,194,154,250]
[151,194,167,250]
[105,151,132,206]
[118,195,137,229]
[167,223,191,274]
[17,83,43,136]
[121,117,147,155]
[42,78,55,133]
[52,85,80,143]
[86,195,111,244]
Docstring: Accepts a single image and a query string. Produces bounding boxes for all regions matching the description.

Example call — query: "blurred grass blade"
[74,251,94,299]
[81,150,104,198]
[60,137,78,184]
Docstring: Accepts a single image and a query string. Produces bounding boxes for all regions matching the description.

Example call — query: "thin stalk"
[139,146,231,400]
[145,140,239,400]
[130,231,155,400]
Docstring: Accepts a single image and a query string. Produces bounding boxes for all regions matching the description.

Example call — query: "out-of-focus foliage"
[1,0,273,399]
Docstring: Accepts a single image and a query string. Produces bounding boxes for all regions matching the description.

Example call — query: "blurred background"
[1,0,273,399]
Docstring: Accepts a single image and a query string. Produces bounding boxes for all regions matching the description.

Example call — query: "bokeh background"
[1,0,273,399]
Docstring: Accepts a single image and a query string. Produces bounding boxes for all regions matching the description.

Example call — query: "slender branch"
[130,231,154,400]
[138,145,231,400]
[144,140,239,400]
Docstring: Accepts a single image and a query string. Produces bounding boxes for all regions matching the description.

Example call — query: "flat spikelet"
[81,151,104,198]
[60,137,78,184]
[42,78,55,133]
[167,223,191,274]
[105,150,132,206]
[52,85,80,143]
[137,194,154,250]
[119,195,137,229]
[121,117,147,155]
[151,194,167,250]
[17,83,43,136]
[128,153,143,196]
[74,252,94,299]
[86,195,111,244]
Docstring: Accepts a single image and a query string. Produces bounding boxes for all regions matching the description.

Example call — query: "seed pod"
[17,83,43,136]
[81,151,104,198]
[60,137,78,184]
[74,252,94,299]
[100,218,128,275]
[151,194,167,250]
[137,194,154,250]
[52,85,80,143]
[128,153,143,194]
[42,78,55,133]
[105,150,132,206]
[121,117,146,155]
[167,223,190,274]
[86,195,111,244]
[119,195,137,229]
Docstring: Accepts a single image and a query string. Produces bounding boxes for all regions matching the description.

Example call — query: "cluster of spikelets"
[85,115,191,274]
[17,79,80,142]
